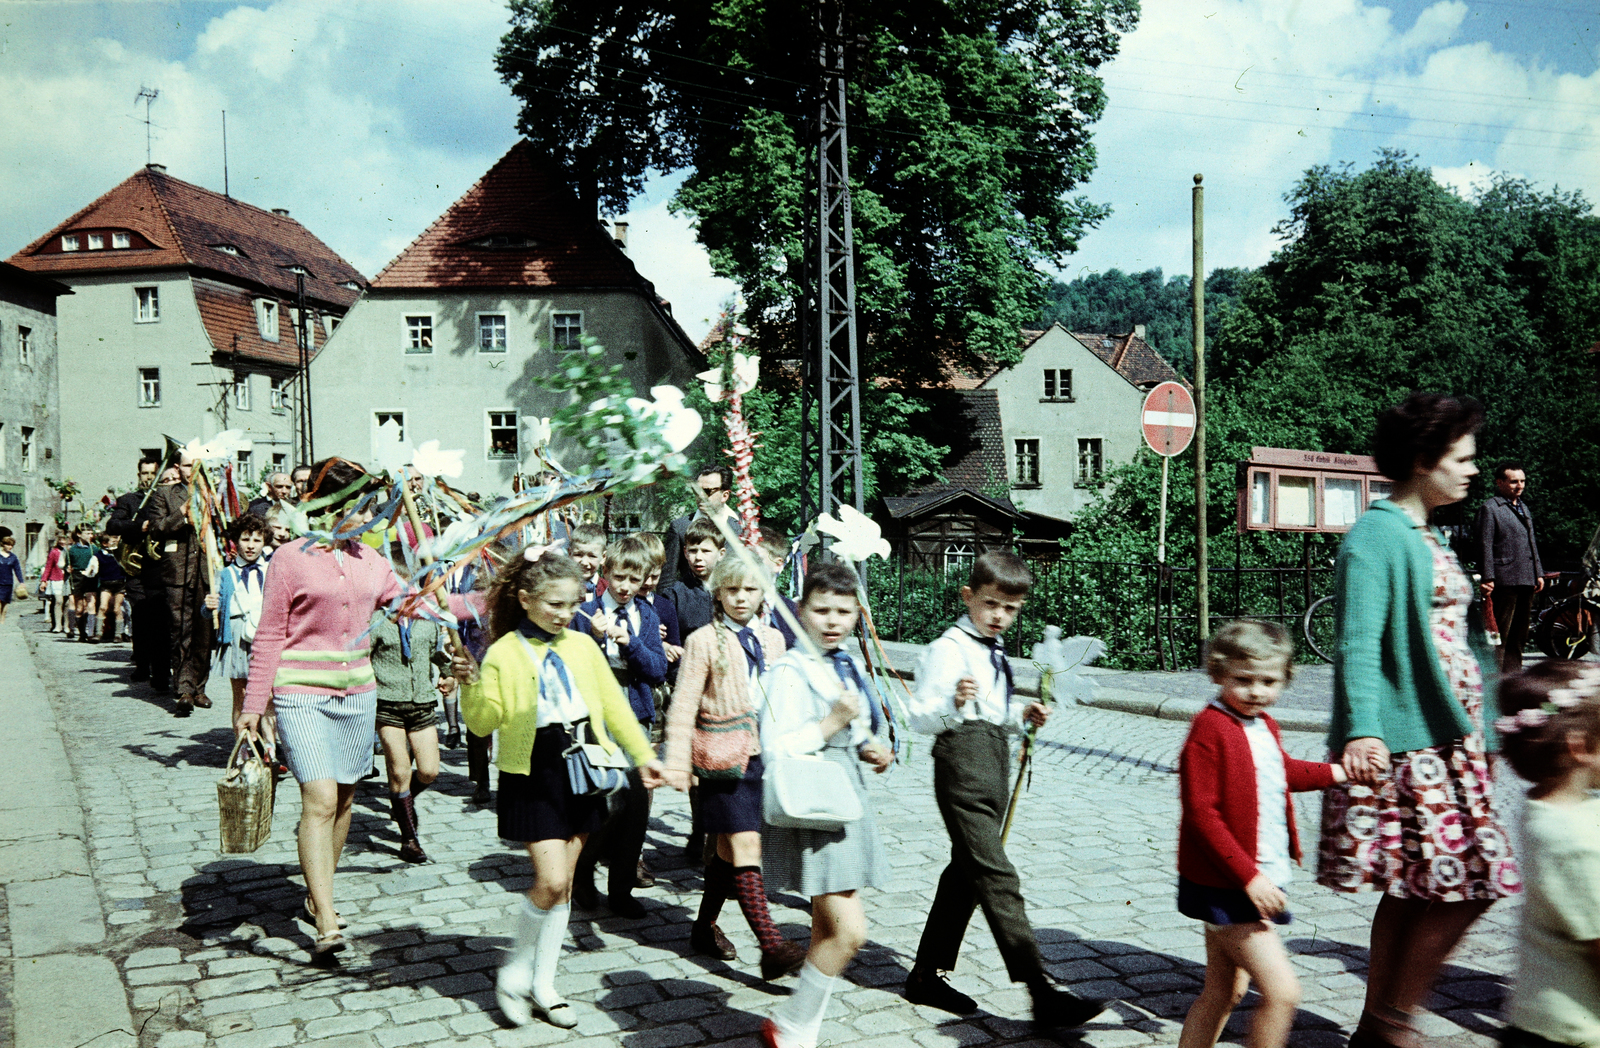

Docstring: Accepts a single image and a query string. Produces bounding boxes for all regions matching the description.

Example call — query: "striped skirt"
[274,690,377,784]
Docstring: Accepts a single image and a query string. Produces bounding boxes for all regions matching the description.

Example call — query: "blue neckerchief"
[956,616,1013,709]
[398,619,413,662]
[238,560,264,592]
[734,621,763,675]
[828,648,882,736]
[518,618,562,643]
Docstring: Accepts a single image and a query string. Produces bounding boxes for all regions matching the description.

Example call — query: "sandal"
[300,897,349,930]
[311,929,346,956]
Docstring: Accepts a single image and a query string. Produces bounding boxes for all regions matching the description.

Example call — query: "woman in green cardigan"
[1317,393,1521,1048]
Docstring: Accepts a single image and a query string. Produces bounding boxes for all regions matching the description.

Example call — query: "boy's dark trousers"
[915,721,1046,982]
[131,582,171,689]
[466,729,491,787]
[577,761,651,898]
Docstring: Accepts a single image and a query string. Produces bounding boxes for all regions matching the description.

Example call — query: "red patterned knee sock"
[731,865,784,953]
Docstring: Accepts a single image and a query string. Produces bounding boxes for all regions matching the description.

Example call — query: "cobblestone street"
[3,611,1522,1048]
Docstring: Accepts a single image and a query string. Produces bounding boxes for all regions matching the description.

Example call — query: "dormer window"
[340,280,360,291]
[212,244,242,257]
[467,233,538,249]
[88,234,105,250]
[285,265,310,277]
[112,232,130,249]
[255,299,280,342]
[62,235,80,251]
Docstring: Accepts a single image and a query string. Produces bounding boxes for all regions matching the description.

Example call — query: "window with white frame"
[478,313,508,353]
[270,375,288,413]
[552,312,582,350]
[271,452,288,470]
[18,326,32,367]
[20,426,34,473]
[233,372,251,411]
[112,232,130,249]
[135,286,160,322]
[61,235,80,252]
[487,411,519,460]
[374,411,405,441]
[1077,438,1104,487]
[301,309,316,350]
[405,315,433,353]
[138,368,161,407]
[944,542,975,574]
[236,449,253,480]
[612,512,644,533]
[255,299,279,341]
[88,233,104,250]
[1014,439,1040,486]
[323,315,338,336]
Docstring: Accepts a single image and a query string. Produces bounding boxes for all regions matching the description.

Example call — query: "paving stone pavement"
[4,610,1524,1048]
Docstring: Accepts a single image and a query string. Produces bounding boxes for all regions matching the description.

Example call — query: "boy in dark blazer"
[568,535,669,917]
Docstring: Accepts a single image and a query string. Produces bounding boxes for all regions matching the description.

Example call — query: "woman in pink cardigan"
[663,555,807,980]
[237,458,407,956]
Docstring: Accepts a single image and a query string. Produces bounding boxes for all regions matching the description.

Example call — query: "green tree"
[1036,265,1249,374]
[498,0,1140,386]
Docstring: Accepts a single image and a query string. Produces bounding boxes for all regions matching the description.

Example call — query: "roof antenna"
[221,110,230,199]
[135,85,160,166]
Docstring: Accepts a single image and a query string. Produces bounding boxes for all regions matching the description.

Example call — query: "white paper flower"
[409,440,465,480]
[183,429,253,464]
[814,505,891,564]
[697,352,760,402]
[1031,625,1106,706]
[627,386,702,453]
[522,416,552,451]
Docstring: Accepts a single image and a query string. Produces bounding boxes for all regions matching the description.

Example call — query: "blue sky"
[1,0,1595,341]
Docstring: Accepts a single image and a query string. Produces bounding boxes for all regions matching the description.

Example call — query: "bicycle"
[1302,593,1336,663]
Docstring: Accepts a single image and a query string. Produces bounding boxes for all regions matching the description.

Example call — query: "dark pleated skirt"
[497,723,606,843]
[700,754,764,834]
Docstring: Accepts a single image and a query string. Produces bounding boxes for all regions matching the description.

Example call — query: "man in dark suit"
[246,471,296,519]
[140,453,214,715]
[1477,460,1545,671]
[660,466,744,588]
[106,457,168,688]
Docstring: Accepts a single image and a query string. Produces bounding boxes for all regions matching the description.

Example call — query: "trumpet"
[117,535,160,577]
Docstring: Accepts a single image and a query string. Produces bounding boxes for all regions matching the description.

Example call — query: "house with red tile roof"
[309,141,701,506]
[6,163,363,506]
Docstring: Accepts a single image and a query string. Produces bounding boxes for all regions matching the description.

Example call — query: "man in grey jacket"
[1477,460,1545,671]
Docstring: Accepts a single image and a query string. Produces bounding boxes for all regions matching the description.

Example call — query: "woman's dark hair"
[304,457,370,503]
[1497,661,1600,785]
[486,549,586,641]
[800,560,860,605]
[1371,392,1484,481]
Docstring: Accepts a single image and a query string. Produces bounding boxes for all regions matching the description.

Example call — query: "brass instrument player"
[105,457,170,692]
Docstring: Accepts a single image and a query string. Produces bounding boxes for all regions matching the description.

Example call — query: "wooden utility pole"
[1192,174,1209,647]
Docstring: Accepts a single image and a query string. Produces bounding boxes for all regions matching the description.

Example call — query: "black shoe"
[690,921,737,960]
[444,729,461,749]
[152,680,170,694]
[361,765,381,781]
[173,699,192,718]
[906,968,978,1015]
[131,670,149,682]
[634,860,656,889]
[760,941,809,982]
[1029,978,1106,1030]
[398,838,429,864]
[471,783,491,805]
[572,873,600,911]
[607,893,646,920]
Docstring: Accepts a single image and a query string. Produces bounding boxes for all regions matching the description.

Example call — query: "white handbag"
[762,754,862,831]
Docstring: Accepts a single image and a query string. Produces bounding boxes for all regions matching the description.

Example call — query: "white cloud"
[614,186,740,344]
[1060,0,1600,282]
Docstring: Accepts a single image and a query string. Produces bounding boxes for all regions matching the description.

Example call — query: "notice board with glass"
[1236,447,1388,534]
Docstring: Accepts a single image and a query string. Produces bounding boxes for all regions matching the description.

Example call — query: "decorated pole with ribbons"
[697,340,762,548]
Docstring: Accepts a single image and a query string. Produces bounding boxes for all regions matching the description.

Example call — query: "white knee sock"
[771,961,836,1048]
[531,901,570,1004]
[499,896,546,995]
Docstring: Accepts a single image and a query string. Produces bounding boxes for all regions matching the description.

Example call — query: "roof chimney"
[272,208,290,216]
[1133,323,1146,339]
[612,221,629,251]
[146,163,167,174]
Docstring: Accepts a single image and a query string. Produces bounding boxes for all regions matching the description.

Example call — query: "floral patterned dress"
[1316,526,1522,901]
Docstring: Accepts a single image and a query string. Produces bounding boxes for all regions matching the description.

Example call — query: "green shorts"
[375,700,438,734]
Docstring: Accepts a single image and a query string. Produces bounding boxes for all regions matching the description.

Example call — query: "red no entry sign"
[1142,381,1196,457]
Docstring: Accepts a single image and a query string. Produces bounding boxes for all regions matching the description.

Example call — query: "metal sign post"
[1143,380,1197,564]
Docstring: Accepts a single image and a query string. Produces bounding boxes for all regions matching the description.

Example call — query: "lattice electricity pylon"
[798,4,866,530]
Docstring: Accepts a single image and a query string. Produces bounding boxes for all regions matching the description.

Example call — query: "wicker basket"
[217,736,277,853]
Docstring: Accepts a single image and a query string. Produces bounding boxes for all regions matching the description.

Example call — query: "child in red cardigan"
[1177,620,1346,1048]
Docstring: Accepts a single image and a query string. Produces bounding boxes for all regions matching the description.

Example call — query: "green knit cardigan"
[1329,500,1499,754]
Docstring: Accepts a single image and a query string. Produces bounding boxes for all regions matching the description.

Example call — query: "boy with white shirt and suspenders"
[904,551,1106,1031]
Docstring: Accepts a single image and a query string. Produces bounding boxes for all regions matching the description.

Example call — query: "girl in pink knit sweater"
[663,555,807,980]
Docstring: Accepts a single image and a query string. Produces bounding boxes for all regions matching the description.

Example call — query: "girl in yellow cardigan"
[663,555,807,980]
[455,549,664,1030]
